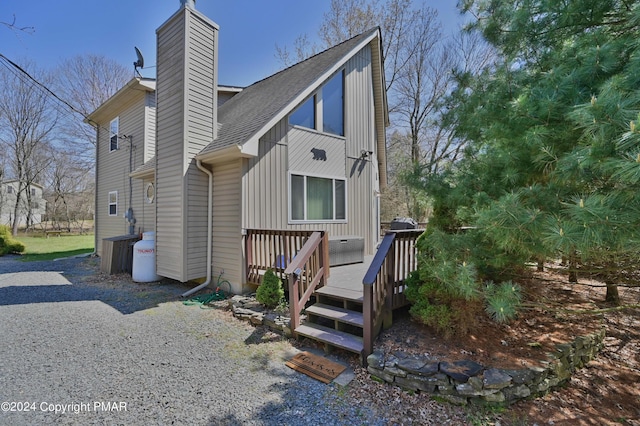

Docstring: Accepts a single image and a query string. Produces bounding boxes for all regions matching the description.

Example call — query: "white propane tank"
[132,232,160,282]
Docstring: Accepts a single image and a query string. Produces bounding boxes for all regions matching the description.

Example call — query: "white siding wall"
[242,44,380,254]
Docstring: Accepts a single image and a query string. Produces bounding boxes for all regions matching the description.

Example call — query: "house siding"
[212,160,243,291]
[155,7,218,282]
[94,93,153,256]
[242,44,380,254]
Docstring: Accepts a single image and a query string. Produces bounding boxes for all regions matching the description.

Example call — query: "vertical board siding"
[242,43,379,255]
[288,127,346,177]
[213,160,243,292]
[95,93,152,256]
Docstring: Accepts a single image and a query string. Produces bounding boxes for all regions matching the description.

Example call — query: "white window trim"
[110,117,119,152]
[288,69,345,138]
[108,191,118,216]
[288,171,347,224]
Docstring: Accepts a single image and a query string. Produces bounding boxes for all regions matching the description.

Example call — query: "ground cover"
[353,264,640,425]
[14,234,94,261]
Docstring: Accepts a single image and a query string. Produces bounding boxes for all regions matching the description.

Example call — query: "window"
[30,188,36,197]
[288,69,345,137]
[322,71,344,136]
[108,191,118,216]
[290,174,346,222]
[145,183,155,204]
[289,96,315,130]
[110,117,119,151]
[7,185,14,194]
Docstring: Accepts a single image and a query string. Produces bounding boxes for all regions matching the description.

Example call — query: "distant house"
[88,1,388,294]
[0,180,47,228]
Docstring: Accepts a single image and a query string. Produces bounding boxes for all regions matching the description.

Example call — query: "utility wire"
[0,53,115,138]
[0,53,89,121]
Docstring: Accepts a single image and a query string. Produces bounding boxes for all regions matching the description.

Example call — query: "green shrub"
[0,225,26,255]
[484,281,522,323]
[406,227,523,336]
[256,269,284,309]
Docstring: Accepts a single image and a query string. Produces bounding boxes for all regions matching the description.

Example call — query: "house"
[88,0,388,296]
[0,180,47,228]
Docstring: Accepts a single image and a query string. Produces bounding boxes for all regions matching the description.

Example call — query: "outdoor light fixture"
[360,150,373,159]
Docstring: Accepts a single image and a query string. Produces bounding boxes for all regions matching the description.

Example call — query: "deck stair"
[295,286,365,356]
[273,229,424,365]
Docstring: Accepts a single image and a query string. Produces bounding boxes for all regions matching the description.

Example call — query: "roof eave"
[85,78,156,125]
[196,144,255,164]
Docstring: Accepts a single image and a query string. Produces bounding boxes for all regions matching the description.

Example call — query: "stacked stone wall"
[366,328,605,405]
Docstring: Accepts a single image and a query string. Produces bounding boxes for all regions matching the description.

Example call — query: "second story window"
[7,185,14,194]
[31,188,36,197]
[322,71,344,136]
[289,70,345,137]
[110,117,119,152]
[289,96,315,130]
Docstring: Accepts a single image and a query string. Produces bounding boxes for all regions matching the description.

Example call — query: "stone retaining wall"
[230,295,606,406]
[367,328,606,406]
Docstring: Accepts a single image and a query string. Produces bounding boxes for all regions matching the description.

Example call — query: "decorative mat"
[285,351,347,384]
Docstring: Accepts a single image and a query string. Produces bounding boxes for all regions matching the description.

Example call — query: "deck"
[246,228,423,364]
[326,256,374,291]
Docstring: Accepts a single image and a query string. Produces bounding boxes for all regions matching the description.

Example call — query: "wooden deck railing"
[284,231,329,332]
[362,229,424,357]
[245,229,317,285]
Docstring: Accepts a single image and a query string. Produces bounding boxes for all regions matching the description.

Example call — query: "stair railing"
[284,231,329,332]
[245,229,316,285]
[362,229,423,358]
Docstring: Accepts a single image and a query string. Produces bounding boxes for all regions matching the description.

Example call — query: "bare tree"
[1,14,34,35]
[54,54,131,163]
[0,61,57,235]
[45,148,95,231]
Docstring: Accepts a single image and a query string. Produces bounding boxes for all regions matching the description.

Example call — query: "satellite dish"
[134,47,144,75]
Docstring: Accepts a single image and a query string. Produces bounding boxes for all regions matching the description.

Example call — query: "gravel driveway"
[0,255,384,425]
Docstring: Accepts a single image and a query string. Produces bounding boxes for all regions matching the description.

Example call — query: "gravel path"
[0,255,385,425]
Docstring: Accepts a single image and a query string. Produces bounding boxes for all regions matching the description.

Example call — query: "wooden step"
[295,323,364,354]
[315,286,363,303]
[306,303,364,328]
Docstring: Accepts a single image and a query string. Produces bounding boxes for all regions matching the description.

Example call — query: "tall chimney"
[180,0,196,9]
[155,2,218,282]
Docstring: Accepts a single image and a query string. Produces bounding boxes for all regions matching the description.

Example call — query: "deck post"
[383,250,394,330]
[322,232,330,280]
[288,271,300,333]
[363,284,373,360]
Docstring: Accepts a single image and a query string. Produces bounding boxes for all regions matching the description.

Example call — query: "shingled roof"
[196,27,382,160]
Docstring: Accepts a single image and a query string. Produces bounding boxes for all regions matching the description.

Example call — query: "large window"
[288,70,344,137]
[290,174,346,222]
[289,96,315,129]
[110,117,119,151]
[108,191,118,216]
[322,71,344,136]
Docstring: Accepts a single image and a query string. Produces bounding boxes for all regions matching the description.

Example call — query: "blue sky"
[1,0,465,87]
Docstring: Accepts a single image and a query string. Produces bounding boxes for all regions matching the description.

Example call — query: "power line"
[0,53,115,142]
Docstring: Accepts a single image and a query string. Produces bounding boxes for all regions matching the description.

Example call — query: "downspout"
[181,159,213,297]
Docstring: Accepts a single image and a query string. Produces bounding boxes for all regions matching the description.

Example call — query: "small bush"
[256,269,284,309]
[0,225,26,255]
